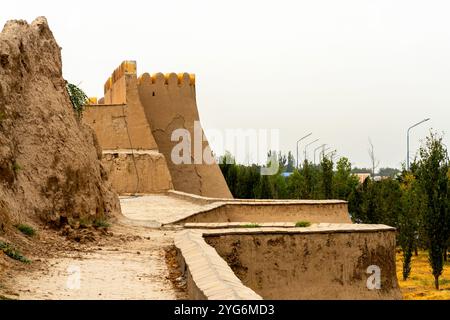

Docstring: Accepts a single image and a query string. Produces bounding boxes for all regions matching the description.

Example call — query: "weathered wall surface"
[102,150,172,194]
[176,202,351,224]
[82,62,172,195]
[175,229,263,300]
[138,72,233,198]
[0,17,120,226]
[84,62,231,198]
[83,72,158,151]
[205,228,402,300]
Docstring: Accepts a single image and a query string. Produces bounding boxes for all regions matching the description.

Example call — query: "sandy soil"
[3,222,187,300]
[1,193,204,300]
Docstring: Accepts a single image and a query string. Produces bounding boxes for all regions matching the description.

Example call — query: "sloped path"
[8,223,186,300]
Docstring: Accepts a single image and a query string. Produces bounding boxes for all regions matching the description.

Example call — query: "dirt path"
[1,194,204,300]
[7,223,186,300]
[119,194,208,225]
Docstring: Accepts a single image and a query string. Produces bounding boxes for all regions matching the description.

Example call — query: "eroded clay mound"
[0,17,120,227]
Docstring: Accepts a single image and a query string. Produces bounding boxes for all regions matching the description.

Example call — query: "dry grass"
[396,250,450,300]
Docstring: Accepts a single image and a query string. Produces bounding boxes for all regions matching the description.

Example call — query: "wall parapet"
[174,230,263,300]
[175,225,400,300]
[138,72,195,86]
[104,60,137,94]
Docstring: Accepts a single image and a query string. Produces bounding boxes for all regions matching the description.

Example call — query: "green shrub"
[0,241,31,263]
[15,224,36,237]
[78,217,91,228]
[12,162,21,173]
[66,82,88,118]
[240,223,260,228]
[93,218,111,229]
[295,221,311,228]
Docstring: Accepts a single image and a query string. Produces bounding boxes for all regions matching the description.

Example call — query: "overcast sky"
[3,0,449,169]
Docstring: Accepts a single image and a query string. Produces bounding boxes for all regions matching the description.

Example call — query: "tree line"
[219,132,450,289]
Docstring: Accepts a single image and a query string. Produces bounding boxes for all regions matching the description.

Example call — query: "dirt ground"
[0,222,187,300]
[397,250,450,300]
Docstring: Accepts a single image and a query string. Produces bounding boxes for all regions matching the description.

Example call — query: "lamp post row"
[295,118,430,172]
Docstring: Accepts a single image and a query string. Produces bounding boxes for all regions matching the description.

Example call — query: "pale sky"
[2,0,449,169]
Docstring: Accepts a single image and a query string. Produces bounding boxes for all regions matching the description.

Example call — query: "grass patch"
[12,162,22,173]
[78,217,91,228]
[239,223,260,228]
[15,224,36,237]
[93,218,111,229]
[397,250,450,300]
[0,241,31,264]
[295,221,311,228]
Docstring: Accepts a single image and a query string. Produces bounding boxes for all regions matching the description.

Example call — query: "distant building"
[356,173,371,184]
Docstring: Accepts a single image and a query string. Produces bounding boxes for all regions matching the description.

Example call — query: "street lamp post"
[407,118,430,170]
[314,144,326,165]
[296,133,312,169]
[304,139,320,163]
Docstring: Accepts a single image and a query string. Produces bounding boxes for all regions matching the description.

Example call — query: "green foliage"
[302,160,316,199]
[334,158,359,200]
[287,170,306,199]
[66,82,88,118]
[348,177,403,225]
[270,174,288,199]
[286,151,295,172]
[0,241,31,263]
[257,175,274,199]
[321,157,334,199]
[379,167,401,178]
[15,224,36,237]
[78,217,91,228]
[93,218,111,229]
[295,221,311,228]
[415,132,449,289]
[218,133,449,291]
[397,173,425,280]
[12,161,21,174]
[351,167,372,174]
[240,223,260,228]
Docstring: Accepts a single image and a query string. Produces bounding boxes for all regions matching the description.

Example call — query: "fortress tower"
[83,61,232,198]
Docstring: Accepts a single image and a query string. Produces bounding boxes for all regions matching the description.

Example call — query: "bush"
[12,162,21,173]
[239,223,260,228]
[66,82,88,118]
[93,218,111,229]
[0,241,31,263]
[295,221,311,228]
[15,224,36,237]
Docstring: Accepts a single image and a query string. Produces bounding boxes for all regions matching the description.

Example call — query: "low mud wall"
[204,226,402,300]
[171,202,351,225]
[167,191,351,225]
[102,150,172,194]
[174,230,262,300]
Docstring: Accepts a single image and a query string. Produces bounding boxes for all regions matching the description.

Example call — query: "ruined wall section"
[0,17,120,226]
[138,72,233,198]
[205,228,402,300]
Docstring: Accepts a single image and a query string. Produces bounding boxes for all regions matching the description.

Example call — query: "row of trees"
[219,151,359,201]
[219,132,450,289]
